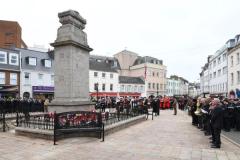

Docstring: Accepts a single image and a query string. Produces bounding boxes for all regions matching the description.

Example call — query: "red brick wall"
[0,20,22,48]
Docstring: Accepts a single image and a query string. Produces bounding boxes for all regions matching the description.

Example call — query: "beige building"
[114,50,167,97]
[228,36,240,97]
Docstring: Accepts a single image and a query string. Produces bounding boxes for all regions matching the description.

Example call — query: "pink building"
[114,50,167,97]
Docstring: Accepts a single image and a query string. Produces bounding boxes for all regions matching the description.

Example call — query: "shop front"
[90,92,118,99]
[118,92,141,98]
[0,85,19,98]
[32,86,54,100]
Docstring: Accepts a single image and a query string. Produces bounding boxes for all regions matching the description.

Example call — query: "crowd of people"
[188,97,240,148]
[94,96,179,116]
[0,97,50,114]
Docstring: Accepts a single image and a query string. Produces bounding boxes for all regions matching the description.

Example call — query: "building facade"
[89,55,119,98]
[114,50,167,97]
[188,83,201,98]
[0,20,27,49]
[167,78,180,96]
[17,48,54,99]
[200,37,238,97]
[166,75,189,96]
[228,35,240,98]
[119,76,145,97]
[0,48,20,97]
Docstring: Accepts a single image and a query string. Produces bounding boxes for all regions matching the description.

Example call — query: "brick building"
[0,20,27,49]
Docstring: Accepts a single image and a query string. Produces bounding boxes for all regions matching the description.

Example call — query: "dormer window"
[26,57,37,66]
[0,51,7,64]
[9,53,19,66]
[43,59,52,68]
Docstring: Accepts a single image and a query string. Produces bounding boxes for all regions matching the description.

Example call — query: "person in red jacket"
[160,97,164,109]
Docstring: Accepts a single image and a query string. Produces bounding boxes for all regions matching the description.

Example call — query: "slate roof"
[89,59,118,73]
[133,56,163,66]
[119,76,145,84]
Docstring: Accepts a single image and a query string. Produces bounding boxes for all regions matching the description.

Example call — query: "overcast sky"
[1,0,240,82]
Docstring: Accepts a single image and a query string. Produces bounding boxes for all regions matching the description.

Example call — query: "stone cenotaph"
[49,10,94,113]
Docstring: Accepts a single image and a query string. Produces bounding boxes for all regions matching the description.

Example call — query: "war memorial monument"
[49,10,94,113]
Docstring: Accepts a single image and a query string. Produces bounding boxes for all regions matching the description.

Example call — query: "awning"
[0,85,18,93]
[32,86,54,93]
[90,92,118,97]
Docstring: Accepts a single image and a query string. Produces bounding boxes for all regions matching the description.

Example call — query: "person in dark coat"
[210,98,223,148]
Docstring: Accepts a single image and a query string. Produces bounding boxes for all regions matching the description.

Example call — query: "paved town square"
[0,110,239,160]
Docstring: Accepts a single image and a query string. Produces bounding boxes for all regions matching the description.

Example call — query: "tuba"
[194,100,202,116]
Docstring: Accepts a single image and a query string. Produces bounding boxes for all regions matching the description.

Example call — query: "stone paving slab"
[222,130,240,147]
[0,110,239,160]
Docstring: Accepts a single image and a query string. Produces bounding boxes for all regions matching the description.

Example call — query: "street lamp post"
[95,83,99,101]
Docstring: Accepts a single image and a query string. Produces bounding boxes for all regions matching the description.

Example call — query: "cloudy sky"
[1,0,240,81]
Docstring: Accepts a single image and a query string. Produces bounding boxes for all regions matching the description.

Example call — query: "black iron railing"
[0,111,6,132]
[54,111,104,144]
[17,113,54,130]
[16,108,153,144]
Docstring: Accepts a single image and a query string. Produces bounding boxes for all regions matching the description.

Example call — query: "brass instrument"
[194,99,202,116]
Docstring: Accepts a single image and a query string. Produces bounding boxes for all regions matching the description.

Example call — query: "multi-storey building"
[119,76,145,97]
[200,60,210,94]
[188,82,201,98]
[89,55,119,98]
[167,78,180,96]
[200,35,240,97]
[228,35,240,98]
[114,50,167,97]
[208,39,235,97]
[16,48,54,99]
[0,48,20,97]
[166,75,189,96]
[0,20,27,49]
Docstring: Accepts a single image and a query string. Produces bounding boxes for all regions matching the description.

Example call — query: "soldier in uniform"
[210,98,223,149]
[234,99,240,131]
[172,97,178,115]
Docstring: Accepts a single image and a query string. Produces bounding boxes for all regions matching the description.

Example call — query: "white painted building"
[200,61,210,94]
[228,35,240,97]
[167,78,180,96]
[167,75,189,96]
[89,55,119,98]
[16,48,54,99]
[119,76,145,97]
[208,39,235,96]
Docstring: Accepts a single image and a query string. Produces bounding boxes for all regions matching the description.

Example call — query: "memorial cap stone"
[58,10,86,30]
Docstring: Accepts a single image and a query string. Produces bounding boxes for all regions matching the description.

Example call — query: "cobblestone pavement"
[0,110,240,160]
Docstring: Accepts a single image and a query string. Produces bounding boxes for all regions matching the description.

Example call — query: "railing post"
[16,110,19,127]
[102,123,104,142]
[152,111,154,120]
[3,109,5,132]
[53,111,57,145]
[117,110,120,121]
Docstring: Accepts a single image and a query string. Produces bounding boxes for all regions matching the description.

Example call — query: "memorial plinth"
[49,10,94,113]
